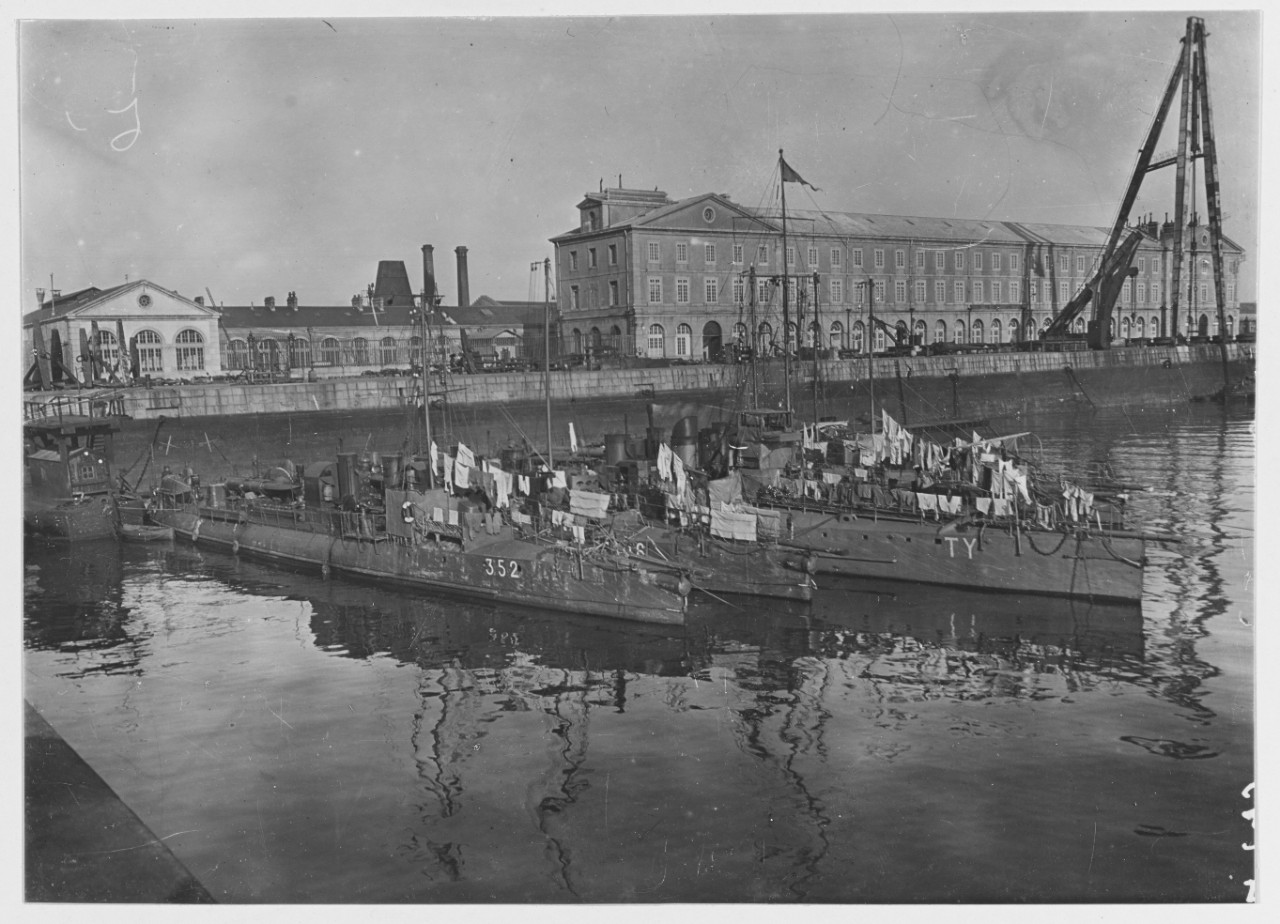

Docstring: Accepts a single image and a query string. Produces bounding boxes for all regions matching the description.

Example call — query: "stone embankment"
[22,342,1252,423]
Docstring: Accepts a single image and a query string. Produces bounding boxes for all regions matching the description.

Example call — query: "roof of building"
[218,297,558,332]
[21,280,200,327]
[554,189,1246,253]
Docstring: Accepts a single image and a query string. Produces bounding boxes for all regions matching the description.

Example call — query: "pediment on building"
[633,193,776,234]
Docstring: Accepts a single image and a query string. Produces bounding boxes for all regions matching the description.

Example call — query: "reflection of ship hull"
[782,511,1145,603]
[24,494,118,541]
[152,506,687,625]
[807,577,1144,659]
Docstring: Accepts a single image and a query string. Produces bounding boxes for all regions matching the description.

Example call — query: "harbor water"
[23,402,1255,902]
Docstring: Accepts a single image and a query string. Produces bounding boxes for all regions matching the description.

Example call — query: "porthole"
[703,206,716,223]
[137,293,152,308]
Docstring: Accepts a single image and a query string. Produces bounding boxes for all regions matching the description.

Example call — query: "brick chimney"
[455,246,470,308]
[421,244,437,306]
[264,295,276,310]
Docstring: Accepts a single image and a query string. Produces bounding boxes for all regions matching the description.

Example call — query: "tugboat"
[23,391,127,541]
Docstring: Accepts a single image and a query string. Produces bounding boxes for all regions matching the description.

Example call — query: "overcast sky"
[16,5,1262,309]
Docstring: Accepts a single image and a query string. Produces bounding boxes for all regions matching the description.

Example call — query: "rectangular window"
[915,280,927,303]
[973,281,984,303]
[992,281,1002,302]
[935,280,946,304]
[807,246,818,267]
[830,279,843,304]
[570,285,580,310]
[757,279,770,304]
[588,247,597,268]
[705,243,716,264]
[1121,284,1131,305]
[874,280,886,303]
[992,253,1001,272]
[1009,280,1020,303]
[648,277,662,303]
[831,248,842,267]
[1076,255,1086,273]
[1152,255,1161,272]
[934,251,945,270]
[895,249,905,269]
[786,247,796,268]
[854,282,865,304]
[874,249,885,269]
[1059,281,1070,303]
[1030,280,1039,302]
[1059,254,1069,272]
[704,277,718,304]
[1199,283,1208,303]
[852,249,864,268]
[915,251,925,269]
[1152,281,1161,303]
[676,277,690,304]
[676,243,688,263]
[608,244,618,265]
[609,280,619,306]
[787,278,798,306]
[955,251,965,271]
[974,252,983,271]
[732,276,745,305]
[1137,256,1146,273]
[1137,282,1146,304]
[648,241,660,263]
[569,251,579,271]
[894,279,906,303]
[954,281,965,304]
[733,244,743,264]
[757,244,769,265]
[1009,253,1018,272]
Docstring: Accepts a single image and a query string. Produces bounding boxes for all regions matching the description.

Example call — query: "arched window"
[647,324,665,358]
[257,337,280,371]
[1007,318,1019,342]
[701,321,722,361]
[971,319,984,344]
[408,335,423,366]
[1226,315,1235,339]
[807,322,821,348]
[1135,317,1145,339]
[321,337,342,365]
[954,320,966,344]
[934,320,947,344]
[290,337,311,368]
[609,325,622,352]
[175,329,205,371]
[786,322,799,354]
[226,338,247,370]
[380,336,397,365]
[828,320,843,349]
[137,329,164,373]
[572,328,583,354]
[589,327,602,349]
[676,323,692,357]
[351,337,369,364]
[1120,317,1131,340]
[1071,318,1082,334]
[1151,315,1160,338]
[912,319,927,346]
[873,325,885,352]
[851,321,865,354]
[990,319,1001,344]
[733,322,748,345]
[758,322,774,353]
[95,328,120,369]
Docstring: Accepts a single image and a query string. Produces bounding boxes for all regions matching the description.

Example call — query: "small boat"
[120,523,174,542]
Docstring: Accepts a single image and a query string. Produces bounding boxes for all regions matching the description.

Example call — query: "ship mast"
[543,257,554,470]
[779,149,793,417]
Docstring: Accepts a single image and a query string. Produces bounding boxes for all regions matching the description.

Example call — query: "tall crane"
[1043,16,1230,367]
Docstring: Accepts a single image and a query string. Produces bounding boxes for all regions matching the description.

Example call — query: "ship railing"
[23,390,128,424]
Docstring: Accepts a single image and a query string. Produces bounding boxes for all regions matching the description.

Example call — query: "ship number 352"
[484,558,522,578]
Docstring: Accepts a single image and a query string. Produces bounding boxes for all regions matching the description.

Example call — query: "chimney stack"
[264,295,276,310]
[455,246,470,308]
[287,290,298,309]
[421,244,437,306]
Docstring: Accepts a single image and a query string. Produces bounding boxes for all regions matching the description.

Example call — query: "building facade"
[23,280,223,384]
[551,186,1247,359]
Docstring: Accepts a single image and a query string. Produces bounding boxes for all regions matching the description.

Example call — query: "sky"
[13,4,1264,310]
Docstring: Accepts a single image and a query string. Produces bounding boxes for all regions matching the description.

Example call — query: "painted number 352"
[483,558,522,578]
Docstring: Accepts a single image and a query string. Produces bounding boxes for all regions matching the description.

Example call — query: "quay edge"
[22,342,1254,422]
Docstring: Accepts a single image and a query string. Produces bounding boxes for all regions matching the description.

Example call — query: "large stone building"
[22,280,223,384]
[551,185,1247,359]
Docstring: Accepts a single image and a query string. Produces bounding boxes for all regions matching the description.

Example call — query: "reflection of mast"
[407,664,469,881]
[526,668,591,898]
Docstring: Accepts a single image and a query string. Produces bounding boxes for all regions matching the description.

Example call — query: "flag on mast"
[780,156,820,191]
